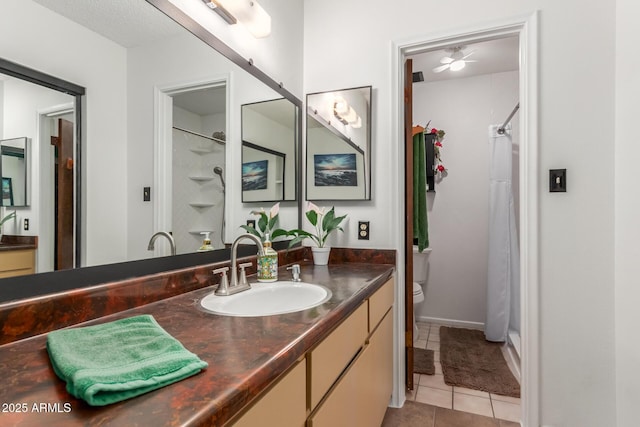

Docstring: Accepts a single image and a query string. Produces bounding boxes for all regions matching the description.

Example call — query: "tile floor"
[406,322,521,424]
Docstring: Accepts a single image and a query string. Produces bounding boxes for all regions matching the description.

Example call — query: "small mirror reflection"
[0,137,29,207]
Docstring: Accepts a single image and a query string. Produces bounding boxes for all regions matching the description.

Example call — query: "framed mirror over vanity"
[0,0,303,302]
[306,86,372,201]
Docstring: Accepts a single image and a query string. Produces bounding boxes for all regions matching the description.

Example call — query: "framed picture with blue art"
[1,177,13,206]
[313,153,357,187]
[242,160,268,191]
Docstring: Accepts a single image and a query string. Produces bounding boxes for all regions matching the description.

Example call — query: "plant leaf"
[306,209,318,226]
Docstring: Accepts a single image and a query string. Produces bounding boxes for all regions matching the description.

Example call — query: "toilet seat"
[413,282,424,304]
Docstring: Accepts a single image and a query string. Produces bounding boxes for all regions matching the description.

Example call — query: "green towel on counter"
[413,131,429,251]
[46,314,208,406]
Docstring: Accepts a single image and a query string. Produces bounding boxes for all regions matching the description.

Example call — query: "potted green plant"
[0,210,16,238]
[239,202,287,242]
[287,202,347,265]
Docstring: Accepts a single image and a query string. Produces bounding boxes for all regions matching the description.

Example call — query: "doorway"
[154,77,229,255]
[393,13,539,427]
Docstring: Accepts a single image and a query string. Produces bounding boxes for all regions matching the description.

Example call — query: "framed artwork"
[313,153,357,187]
[242,160,268,191]
[2,177,13,206]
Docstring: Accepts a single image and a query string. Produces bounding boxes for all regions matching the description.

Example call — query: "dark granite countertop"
[0,235,37,251]
[0,261,394,426]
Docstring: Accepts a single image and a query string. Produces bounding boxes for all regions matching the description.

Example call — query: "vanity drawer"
[368,278,394,333]
[0,249,35,277]
[308,302,368,409]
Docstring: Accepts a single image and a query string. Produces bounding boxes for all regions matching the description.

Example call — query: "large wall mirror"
[306,86,372,201]
[241,99,297,202]
[0,0,302,302]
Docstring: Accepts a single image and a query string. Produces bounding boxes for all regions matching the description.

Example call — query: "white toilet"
[412,246,432,341]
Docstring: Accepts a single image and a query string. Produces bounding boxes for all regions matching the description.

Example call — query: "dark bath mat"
[413,347,435,375]
[440,326,520,398]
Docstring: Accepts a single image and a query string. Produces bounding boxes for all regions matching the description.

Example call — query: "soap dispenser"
[197,232,214,252]
[257,233,278,282]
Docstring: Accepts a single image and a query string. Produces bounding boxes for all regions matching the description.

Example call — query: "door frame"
[153,75,230,254]
[391,12,539,426]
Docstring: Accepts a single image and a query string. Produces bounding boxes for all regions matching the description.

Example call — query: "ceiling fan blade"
[461,51,475,60]
[440,56,454,64]
[463,59,478,63]
[432,63,450,73]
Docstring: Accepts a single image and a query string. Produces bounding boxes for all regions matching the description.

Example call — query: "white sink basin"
[200,281,332,317]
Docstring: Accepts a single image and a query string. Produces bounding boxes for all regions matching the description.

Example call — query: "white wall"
[304,1,616,426]
[615,1,640,426]
[413,71,519,325]
[0,0,128,268]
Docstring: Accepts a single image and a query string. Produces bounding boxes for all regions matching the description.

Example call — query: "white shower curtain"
[485,124,520,342]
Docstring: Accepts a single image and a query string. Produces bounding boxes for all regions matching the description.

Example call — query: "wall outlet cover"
[549,169,567,192]
[358,221,370,240]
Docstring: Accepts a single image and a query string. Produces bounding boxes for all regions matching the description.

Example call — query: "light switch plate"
[549,169,566,192]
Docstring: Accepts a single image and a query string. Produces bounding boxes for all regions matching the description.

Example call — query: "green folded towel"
[413,131,429,251]
[46,314,208,406]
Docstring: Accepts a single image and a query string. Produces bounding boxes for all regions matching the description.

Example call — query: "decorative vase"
[311,246,331,266]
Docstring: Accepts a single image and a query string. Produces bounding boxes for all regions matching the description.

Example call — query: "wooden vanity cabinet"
[228,278,395,427]
[0,248,36,278]
[231,359,307,427]
[308,278,394,427]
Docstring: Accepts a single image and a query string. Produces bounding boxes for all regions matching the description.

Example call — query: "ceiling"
[33,0,180,48]
[172,86,227,116]
[410,36,519,83]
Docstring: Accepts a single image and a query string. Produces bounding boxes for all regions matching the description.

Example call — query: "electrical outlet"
[246,219,256,228]
[143,187,151,201]
[23,218,29,231]
[358,221,370,240]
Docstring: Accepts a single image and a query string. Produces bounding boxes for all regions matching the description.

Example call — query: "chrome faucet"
[287,264,301,282]
[214,233,265,296]
[147,231,176,256]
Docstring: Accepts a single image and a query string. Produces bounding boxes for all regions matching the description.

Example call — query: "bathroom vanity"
[0,252,395,426]
[0,235,37,278]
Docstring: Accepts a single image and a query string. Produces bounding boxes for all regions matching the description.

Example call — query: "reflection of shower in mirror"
[213,166,225,192]
[213,166,226,246]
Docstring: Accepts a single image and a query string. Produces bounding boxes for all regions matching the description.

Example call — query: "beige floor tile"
[433,350,440,362]
[453,393,494,418]
[414,339,427,349]
[405,386,417,401]
[434,361,442,375]
[490,394,521,405]
[415,386,452,409]
[417,332,429,341]
[413,373,420,385]
[419,373,452,391]
[426,341,440,351]
[492,400,521,423]
[454,386,490,398]
[428,333,440,342]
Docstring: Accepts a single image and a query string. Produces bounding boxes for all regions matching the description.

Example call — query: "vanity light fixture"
[333,98,361,127]
[202,0,271,38]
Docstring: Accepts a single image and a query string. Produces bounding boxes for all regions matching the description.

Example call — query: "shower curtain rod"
[497,103,520,135]
[172,126,226,145]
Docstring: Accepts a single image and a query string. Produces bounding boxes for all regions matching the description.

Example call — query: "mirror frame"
[0,0,303,303]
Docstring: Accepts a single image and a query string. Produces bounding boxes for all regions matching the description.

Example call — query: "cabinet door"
[309,303,368,409]
[309,310,393,427]
[232,359,306,427]
[0,249,35,278]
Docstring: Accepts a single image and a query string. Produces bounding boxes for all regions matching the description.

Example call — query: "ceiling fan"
[432,46,476,73]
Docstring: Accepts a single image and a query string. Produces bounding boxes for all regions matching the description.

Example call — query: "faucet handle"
[213,267,230,295]
[286,264,301,282]
[238,262,253,287]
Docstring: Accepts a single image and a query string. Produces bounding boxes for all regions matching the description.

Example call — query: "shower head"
[213,166,225,190]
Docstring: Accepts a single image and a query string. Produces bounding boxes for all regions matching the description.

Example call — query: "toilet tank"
[413,246,432,285]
